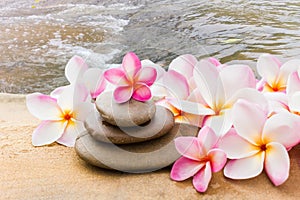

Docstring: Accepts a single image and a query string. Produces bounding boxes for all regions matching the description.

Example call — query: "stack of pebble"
[75,92,199,173]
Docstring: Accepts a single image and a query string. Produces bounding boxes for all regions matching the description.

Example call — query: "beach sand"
[1,93,300,199]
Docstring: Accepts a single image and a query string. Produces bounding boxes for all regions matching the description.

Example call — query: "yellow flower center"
[61,111,74,123]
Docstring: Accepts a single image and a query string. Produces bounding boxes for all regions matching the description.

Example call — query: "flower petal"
[226,88,268,113]
[104,68,129,86]
[135,67,157,86]
[192,162,212,193]
[265,142,290,186]
[197,126,219,152]
[83,68,107,99]
[113,86,133,103]
[168,54,197,80]
[257,54,281,86]
[163,70,190,99]
[141,59,165,80]
[289,91,300,113]
[56,120,86,147]
[277,59,300,87]
[193,59,219,108]
[287,71,300,96]
[218,128,260,159]
[264,92,289,114]
[26,93,62,120]
[50,85,69,99]
[178,112,204,127]
[219,65,256,100]
[132,83,152,102]
[174,136,205,161]
[202,108,233,137]
[170,157,205,181]
[166,97,215,116]
[73,102,93,121]
[122,52,142,78]
[232,99,267,145]
[224,152,265,179]
[57,83,89,112]
[208,149,227,172]
[32,120,67,146]
[262,112,300,149]
[65,55,88,83]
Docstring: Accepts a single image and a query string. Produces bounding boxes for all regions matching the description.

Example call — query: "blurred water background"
[0,0,299,94]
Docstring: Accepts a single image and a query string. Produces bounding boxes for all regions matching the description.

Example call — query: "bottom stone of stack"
[75,123,199,173]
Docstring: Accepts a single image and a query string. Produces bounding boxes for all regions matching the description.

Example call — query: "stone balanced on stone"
[75,92,199,173]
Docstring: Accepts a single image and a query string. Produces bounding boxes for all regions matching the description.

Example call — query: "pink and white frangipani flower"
[169,59,265,136]
[170,126,227,193]
[26,84,93,147]
[51,55,106,99]
[256,54,300,92]
[219,99,300,186]
[153,69,205,126]
[104,52,157,103]
[168,55,223,91]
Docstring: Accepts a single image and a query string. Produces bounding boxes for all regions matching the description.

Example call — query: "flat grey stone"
[75,123,199,173]
[95,92,156,127]
[86,106,174,144]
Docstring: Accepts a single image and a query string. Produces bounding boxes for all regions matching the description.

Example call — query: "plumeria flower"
[26,84,93,147]
[168,54,223,91]
[51,55,106,100]
[104,52,157,103]
[256,54,300,92]
[153,69,205,126]
[168,59,266,136]
[170,126,227,193]
[219,99,300,186]
[152,56,224,127]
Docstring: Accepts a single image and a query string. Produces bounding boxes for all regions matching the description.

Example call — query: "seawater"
[0,0,299,94]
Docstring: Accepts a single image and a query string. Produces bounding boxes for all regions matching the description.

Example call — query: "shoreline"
[1,94,300,199]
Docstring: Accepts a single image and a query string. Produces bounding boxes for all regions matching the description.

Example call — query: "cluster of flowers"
[26,52,300,193]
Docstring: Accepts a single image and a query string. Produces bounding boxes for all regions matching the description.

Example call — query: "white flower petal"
[26,93,62,120]
[65,55,88,83]
[166,98,215,116]
[193,60,219,108]
[163,70,190,99]
[32,120,67,146]
[73,102,94,121]
[278,59,300,87]
[224,152,265,179]
[233,99,267,145]
[57,121,86,147]
[169,54,197,80]
[257,54,281,86]
[262,112,300,149]
[287,71,300,97]
[219,128,260,159]
[83,68,106,99]
[289,92,300,113]
[219,65,256,100]
[57,83,89,111]
[203,108,233,137]
[265,142,290,186]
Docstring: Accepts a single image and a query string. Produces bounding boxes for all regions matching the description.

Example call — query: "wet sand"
[1,93,300,199]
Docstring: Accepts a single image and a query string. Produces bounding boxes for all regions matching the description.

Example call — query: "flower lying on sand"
[26,84,92,147]
[104,52,157,103]
[219,100,299,186]
[170,126,227,192]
